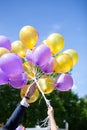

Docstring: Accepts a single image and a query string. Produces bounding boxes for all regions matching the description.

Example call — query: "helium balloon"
[20,84,39,103]
[46,33,64,54]
[0,47,10,56]
[19,26,38,49]
[63,49,78,66]
[0,68,9,85]
[26,49,33,62]
[16,125,23,130]
[55,73,73,91]
[0,53,23,76]
[38,76,55,94]
[32,44,51,67]
[0,35,11,50]
[23,61,36,80]
[11,40,26,58]
[41,57,54,74]
[9,73,28,89]
[54,53,73,73]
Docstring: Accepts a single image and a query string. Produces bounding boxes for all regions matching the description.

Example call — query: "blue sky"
[0,0,87,97]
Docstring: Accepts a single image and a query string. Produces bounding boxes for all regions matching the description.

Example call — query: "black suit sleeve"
[2,104,27,130]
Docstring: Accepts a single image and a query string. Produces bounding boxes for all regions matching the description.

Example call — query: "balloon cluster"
[0,26,78,105]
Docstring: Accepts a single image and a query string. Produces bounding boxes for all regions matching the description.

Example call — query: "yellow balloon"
[46,33,64,54]
[0,47,10,56]
[11,40,26,58]
[23,61,36,80]
[63,49,78,66]
[54,53,73,73]
[19,26,38,49]
[20,85,39,103]
[38,76,55,94]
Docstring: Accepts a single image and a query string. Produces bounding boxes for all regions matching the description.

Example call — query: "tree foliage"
[0,84,87,130]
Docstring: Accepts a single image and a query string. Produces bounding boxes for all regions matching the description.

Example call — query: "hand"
[47,106,54,117]
[25,82,37,98]
[47,106,58,130]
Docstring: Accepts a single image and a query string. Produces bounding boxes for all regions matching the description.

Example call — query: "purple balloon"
[32,44,51,67]
[41,57,54,74]
[0,68,9,85]
[26,49,33,62]
[9,72,28,89]
[0,53,23,76]
[0,35,11,50]
[55,73,73,91]
[16,125,23,130]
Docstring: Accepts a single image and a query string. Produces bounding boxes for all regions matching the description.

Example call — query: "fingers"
[25,82,37,98]
[30,82,37,91]
[48,106,54,113]
[29,82,36,89]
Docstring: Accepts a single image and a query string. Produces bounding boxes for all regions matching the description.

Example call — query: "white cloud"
[39,23,62,43]
[44,23,62,37]
[52,24,62,30]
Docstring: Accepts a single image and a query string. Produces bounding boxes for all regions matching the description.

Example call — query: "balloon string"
[26,67,51,106]
[34,77,51,107]
[41,116,50,127]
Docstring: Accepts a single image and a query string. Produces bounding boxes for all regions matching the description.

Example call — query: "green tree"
[0,84,21,123]
[0,84,87,130]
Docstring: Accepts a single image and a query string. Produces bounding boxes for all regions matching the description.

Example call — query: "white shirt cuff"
[20,97,30,108]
